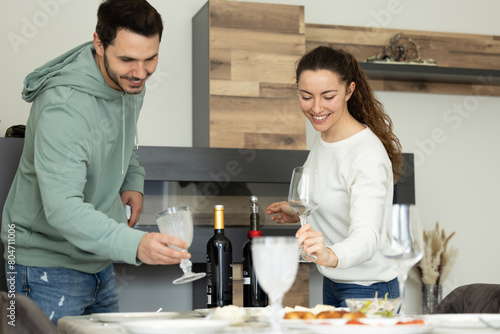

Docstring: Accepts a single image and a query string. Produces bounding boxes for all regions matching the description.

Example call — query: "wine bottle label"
[243,277,250,285]
[221,253,233,303]
[206,254,212,286]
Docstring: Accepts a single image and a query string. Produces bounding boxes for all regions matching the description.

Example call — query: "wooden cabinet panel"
[193,0,306,150]
[209,0,304,34]
[230,50,302,83]
[210,49,231,80]
[208,94,304,149]
[210,79,260,97]
[210,28,305,55]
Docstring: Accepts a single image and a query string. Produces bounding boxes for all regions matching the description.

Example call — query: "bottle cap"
[214,205,224,229]
[247,230,263,238]
[250,196,258,214]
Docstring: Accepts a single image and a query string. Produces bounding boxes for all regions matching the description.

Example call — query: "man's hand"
[121,190,143,227]
[137,233,191,265]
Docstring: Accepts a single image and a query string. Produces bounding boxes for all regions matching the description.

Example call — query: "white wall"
[2,0,500,314]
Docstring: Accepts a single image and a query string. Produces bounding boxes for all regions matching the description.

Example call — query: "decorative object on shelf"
[367,32,437,66]
[417,222,458,314]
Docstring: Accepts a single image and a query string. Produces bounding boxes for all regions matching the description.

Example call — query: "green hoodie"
[1,41,147,273]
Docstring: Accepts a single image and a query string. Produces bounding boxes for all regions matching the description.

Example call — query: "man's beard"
[103,53,146,95]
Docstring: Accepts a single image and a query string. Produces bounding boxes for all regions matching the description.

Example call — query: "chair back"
[433,283,500,313]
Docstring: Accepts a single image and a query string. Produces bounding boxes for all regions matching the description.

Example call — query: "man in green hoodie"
[1,0,190,326]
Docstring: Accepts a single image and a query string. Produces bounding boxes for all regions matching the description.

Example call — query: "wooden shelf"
[360,62,500,86]
[306,24,500,95]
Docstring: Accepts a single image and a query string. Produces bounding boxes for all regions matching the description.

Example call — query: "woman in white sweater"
[267,46,404,307]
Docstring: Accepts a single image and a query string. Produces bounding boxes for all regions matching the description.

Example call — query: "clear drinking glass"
[156,206,206,284]
[288,166,320,261]
[382,204,424,315]
[252,237,299,332]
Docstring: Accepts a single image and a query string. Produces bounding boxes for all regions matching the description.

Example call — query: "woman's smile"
[311,113,331,123]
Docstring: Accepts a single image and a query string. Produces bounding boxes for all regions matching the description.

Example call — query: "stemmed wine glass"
[252,237,299,332]
[156,206,206,284]
[288,166,320,261]
[382,204,424,315]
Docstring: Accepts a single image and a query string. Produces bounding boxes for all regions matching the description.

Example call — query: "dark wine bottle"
[243,196,269,307]
[206,205,233,307]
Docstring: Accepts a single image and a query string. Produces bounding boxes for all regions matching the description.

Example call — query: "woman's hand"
[266,201,299,224]
[296,223,338,268]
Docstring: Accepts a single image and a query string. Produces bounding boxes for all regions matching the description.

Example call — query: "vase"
[421,284,442,314]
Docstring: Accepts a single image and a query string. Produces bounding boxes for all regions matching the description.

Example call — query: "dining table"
[57,309,500,334]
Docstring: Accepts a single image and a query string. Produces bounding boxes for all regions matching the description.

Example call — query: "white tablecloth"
[57,313,500,334]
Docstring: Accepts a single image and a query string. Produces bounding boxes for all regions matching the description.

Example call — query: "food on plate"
[284,309,366,320]
[283,311,316,320]
[345,294,401,317]
[283,304,336,316]
[396,319,425,325]
[342,311,366,320]
[211,305,249,325]
[345,319,366,325]
[316,310,366,319]
[316,310,347,319]
[308,304,337,314]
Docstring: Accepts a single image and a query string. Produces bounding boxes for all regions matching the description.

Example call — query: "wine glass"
[382,204,424,316]
[156,206,206,284]
[252,237,299,332]
[288,166,320,261]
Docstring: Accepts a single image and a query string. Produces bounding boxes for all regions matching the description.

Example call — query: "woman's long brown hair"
[296,46,404,182]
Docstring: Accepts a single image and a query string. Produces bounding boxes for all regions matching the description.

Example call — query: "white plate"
[122,319,230,334]
[194,307,266,317]
[193,308,212,316]
[282,317,434,334]
[91,312,180,323]
[423,313,500,328]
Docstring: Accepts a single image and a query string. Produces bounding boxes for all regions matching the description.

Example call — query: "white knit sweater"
[304,128,398,285]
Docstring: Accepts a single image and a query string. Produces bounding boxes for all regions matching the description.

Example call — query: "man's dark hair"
[95,0,163,49]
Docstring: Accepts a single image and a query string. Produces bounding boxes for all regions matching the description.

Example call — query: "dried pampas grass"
[417,222,458,285]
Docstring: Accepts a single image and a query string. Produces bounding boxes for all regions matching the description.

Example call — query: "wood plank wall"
[200,1,500,151]
[305,24,500,96]
[207,0,307,150]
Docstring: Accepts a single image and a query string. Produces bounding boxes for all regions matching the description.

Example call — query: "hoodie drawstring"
[121,95,125,175]
[121,94,139,175]
[134,95,138,150]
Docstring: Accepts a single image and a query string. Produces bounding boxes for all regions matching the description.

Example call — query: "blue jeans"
[323,277,400,307]
[6,263,119,326]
